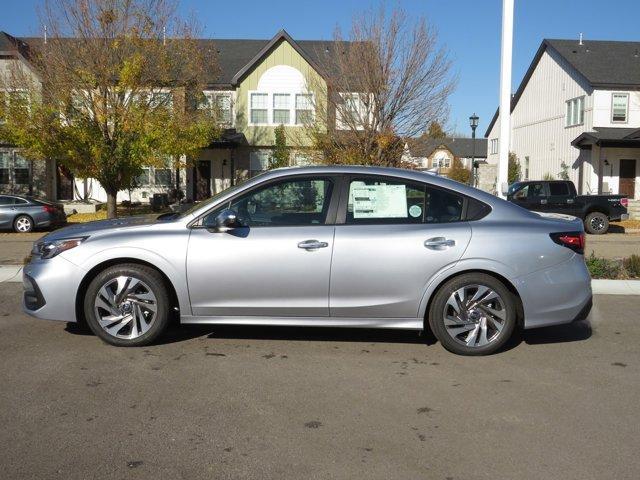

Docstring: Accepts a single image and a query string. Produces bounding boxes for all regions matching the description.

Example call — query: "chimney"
[579,33,583,46]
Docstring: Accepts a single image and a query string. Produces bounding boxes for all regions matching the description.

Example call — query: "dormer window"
[565,96,584,127]
[612,93,629,123]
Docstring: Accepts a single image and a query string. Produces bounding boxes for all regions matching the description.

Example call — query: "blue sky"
[3,0,640,137]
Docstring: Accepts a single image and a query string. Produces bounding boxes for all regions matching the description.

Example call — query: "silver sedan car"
[23,166,592,355]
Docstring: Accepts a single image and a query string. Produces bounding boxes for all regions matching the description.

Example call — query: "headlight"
[35,237,87,259]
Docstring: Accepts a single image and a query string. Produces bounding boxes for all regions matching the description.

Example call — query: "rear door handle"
[424,237,455,250]
[298,239,329,250]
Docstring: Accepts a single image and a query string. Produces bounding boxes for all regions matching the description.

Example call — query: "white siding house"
[485,39,640,201]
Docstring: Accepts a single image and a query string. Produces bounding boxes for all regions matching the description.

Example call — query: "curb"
[1,265,639,295]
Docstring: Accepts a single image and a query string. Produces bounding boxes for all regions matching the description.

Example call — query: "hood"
[41,214,167,242]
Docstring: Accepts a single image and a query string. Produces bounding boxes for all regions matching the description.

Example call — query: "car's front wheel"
[83,264,170,347]
[428,273,517,356]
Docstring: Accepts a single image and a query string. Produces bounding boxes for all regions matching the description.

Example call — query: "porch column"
[592,145,602,194]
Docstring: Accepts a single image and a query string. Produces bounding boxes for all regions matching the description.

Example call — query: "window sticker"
[352,184,407,218]
[409,204,422,218]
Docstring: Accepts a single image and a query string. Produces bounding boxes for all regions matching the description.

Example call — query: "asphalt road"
[0,284,638,480]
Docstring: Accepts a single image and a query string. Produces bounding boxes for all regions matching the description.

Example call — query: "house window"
[612,93,629,123]
[0,151,10,184]
[490,138,499,154]
[134,167,151,187]
[250,93,269,124]
[337,93,367,129]
[565,96,584,126]
[13,155,30,185]
[201,91,233,125]
[149,91,172,110]
[154,167,173,186]
[295,94,313,125]
[273,94,291,124]
[432,153,451,168]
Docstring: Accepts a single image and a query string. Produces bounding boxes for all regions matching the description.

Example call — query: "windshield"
[177,176,254,219]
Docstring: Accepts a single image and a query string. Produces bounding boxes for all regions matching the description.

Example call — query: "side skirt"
[180,316,423,330]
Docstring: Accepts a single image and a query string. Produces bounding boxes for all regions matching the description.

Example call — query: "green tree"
[508,152,521,184]
[425,121,447,139]
[0,0,220,218]
[269,124,290,169]
[558,161,570,180]
[447,157,470,184]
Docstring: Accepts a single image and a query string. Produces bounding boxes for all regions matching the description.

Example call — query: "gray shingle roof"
[485,38,640,137]
[406,137,487,159]
[572,127,640,147]
[2,30,348,87]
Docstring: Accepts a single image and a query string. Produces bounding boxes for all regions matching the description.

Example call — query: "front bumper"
[22,256,85,322]
[516,255,593,329]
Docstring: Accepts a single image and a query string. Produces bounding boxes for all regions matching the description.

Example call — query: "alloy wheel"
[442,284,507,348]
[15,217,32,232]
[94,276,158,340]
[590,216,605,232]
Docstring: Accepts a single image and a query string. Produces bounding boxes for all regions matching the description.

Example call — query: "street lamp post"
[469,113,479,187]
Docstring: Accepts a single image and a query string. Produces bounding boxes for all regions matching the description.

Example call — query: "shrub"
[623,254,640,278]
[586,253,622,279]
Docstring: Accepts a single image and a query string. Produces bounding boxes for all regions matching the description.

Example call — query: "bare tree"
[0,0,219,218]
[303,6,455,166]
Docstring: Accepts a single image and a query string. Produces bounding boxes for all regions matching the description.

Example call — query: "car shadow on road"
[64,318,592,350]
[163,323,435,346]
[501,319,592,352]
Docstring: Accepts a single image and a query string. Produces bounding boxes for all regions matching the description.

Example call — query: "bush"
[623,254,640,278]
[448,157,470,184]
[586,253,622,279]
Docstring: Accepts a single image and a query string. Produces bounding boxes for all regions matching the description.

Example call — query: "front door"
[186,175,338,317]
[619,159,636,198]
[511,182,548,212]
[329,176,472,318]
[194,160,212,201]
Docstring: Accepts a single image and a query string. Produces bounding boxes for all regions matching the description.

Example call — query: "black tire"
[584,212,609,235]
[83,263,170,347]
[13,215,34,233]
[428,273,517,356]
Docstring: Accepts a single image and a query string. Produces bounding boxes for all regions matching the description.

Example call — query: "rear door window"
[0,196,14,205]
[345,177,463,224]
[549,182,570,196]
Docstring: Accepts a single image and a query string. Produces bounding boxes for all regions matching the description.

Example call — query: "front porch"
[573,128,640,200]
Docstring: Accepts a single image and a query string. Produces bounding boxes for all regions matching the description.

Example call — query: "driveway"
[0,283,638,480]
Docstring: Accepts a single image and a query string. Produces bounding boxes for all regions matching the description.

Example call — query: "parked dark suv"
[507,180,628,234]
[0,195,67,233]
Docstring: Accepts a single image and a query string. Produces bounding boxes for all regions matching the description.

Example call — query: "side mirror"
[212,209,241,232]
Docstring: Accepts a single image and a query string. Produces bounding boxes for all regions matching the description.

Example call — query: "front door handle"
[298,239,329,250]
[424,237,455,250]
[540,199,548,204]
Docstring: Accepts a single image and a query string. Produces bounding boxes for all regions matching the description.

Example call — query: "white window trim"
[611,92,629,124]
[490,138,499,155]
[202,90,235,127]
[248,90,314,127]
[565,96,585,127]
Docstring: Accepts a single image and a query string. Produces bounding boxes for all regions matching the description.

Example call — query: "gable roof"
[1,29,348,88]
[406,137,487,159]
[484,38,640,137]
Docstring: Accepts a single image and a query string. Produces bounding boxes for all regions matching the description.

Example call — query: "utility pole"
[497,0,514,197]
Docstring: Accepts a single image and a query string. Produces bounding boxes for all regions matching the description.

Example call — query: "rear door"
[547,182,580,216]
[329,175,472,319]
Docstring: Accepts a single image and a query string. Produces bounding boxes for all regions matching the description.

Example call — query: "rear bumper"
[516,255,592,329]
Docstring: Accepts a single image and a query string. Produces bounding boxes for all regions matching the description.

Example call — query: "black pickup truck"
[507,180,629,234]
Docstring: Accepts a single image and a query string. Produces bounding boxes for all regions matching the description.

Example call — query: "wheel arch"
[74,258,181,327]
[421,269,525,330]
[13,213,34,231]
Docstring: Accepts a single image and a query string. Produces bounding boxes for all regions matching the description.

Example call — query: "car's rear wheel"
[428,273,517,356]
[83,264,170,347]
[14,215,33,233]
[584,212,608,235]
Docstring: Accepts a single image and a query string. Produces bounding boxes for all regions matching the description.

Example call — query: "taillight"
[621,197,629,208]
[550,232,585,254]
[42,205,56,214]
